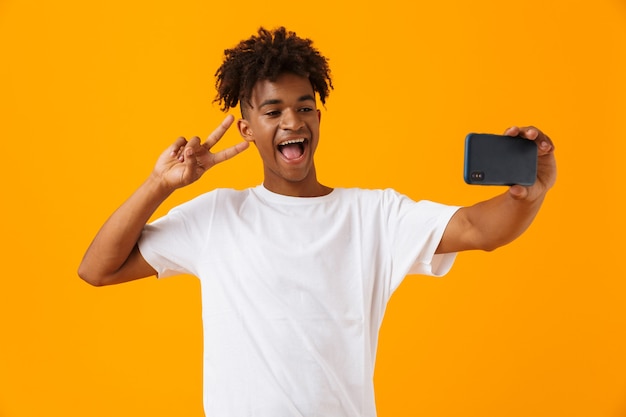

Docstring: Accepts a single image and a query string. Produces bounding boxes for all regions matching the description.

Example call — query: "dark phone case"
[464,133,538,186]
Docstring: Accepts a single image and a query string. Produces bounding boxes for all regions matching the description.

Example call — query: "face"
[237,73,323,196]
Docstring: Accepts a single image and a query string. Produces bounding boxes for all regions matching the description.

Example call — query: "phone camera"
[471,171,484,181]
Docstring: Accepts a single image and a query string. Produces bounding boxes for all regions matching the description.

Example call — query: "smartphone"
[464,133,538,186]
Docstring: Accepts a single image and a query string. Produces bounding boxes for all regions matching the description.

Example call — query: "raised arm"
[437,126,556,254]
[78,115,249,286]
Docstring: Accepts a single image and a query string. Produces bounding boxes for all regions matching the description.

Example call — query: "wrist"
[145,172,177,200]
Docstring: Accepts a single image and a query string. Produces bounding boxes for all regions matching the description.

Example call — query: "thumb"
[508,185,529,200]
[179,147,203,183]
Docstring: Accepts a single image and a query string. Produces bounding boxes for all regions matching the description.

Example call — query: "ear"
[317,109,321,123]
[237,119,255,143]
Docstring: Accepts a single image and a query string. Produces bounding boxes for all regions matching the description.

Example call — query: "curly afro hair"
[214,26,333,114]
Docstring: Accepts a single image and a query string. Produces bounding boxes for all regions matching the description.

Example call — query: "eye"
[299,107,314,113]
[265,110,281,117]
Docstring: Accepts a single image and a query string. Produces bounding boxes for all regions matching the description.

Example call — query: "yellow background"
[1,0,625,416]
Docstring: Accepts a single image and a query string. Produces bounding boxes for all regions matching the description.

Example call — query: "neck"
[263,176,332,198]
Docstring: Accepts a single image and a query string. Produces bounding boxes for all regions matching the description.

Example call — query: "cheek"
[254,137,276,158]
[310,125,321,144]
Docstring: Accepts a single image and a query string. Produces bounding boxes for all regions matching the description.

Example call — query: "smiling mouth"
[277,138,307,160]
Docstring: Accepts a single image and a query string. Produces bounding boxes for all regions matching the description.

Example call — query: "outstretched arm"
[78,115,249,286]
[437,126,556,254]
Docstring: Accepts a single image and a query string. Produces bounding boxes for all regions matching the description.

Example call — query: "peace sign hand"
[154,115,249,191]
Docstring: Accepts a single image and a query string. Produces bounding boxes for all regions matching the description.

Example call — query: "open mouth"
[277,138,307,161]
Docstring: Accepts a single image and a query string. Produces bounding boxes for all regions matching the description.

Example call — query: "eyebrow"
[258,94,316,109]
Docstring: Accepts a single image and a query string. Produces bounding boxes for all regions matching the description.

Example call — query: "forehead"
[249,73,316,106]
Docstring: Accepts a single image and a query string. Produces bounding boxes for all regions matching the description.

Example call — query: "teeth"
[278,138,305,146]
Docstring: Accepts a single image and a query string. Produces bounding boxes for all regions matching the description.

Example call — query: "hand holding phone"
[464,133,538,186]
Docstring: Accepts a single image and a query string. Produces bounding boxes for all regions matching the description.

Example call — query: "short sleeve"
[383,190,460,291]
[137,195,214,278]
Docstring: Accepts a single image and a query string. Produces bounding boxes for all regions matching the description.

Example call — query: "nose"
[279,108,305,131]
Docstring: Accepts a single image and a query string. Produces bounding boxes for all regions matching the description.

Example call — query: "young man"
[78,27,556,416]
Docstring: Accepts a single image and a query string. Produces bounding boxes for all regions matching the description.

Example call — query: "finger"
[176,136,202,161]
[177,145,205,185]
[183,141,209,175]
[517,126,540,140]
[503,126,520,136]
[169,137,188,157]
[186,136,202,151]
[519,126,555,155]
[508,184,529,200]
[203,114,235,150]
[211,141,250,165]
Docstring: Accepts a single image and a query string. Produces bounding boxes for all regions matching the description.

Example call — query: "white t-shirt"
[138,185,460,417]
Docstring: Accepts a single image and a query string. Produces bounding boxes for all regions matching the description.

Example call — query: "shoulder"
[336,187,413,205]
[330,188,415,218]
[338,187,457,216]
